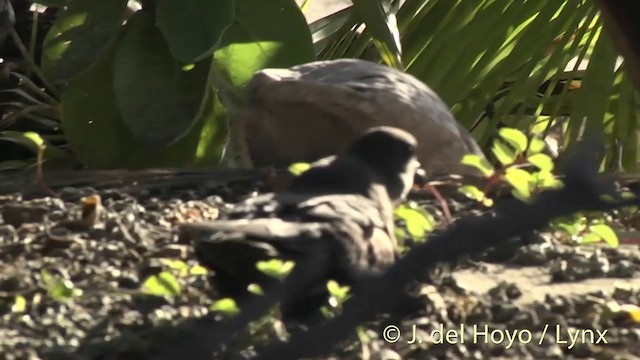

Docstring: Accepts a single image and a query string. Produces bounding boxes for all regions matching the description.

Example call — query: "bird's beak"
[413,167,427,189]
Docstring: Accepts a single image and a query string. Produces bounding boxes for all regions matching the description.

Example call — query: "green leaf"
[527,137,547,155]
[498,127,528,153]
[189,265,208,276]
[504,168,532,199]
[394,202,435,239]
[11,295,27,313]
[460,154,495,177]
[589,224,619,248]
[114,9,212,146]
[527,153,554,172]
[491,140,518,165]
[42,0,129,83]
[288,162,311,176]
[41,270,82,302]
[247,283,264,295]
[327,279,351,307]
[580,232,602,244]
[156,0,234,63]
[213,0,315,100]
[458,185,493,207]
[255,259,295,280]
[211,297,240,316]
[352,0,402,69]
[0,131,42,153]
[533,170,563,189]
[160,259,189,272]
[142,271,182,297]
[62,36,226,169]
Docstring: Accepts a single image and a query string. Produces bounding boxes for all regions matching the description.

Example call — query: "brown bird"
[182,126,425,320]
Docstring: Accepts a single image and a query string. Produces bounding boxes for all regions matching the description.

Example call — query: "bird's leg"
[425,183,453,224]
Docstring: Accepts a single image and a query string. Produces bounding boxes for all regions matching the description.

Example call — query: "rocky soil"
[0,171,639,360]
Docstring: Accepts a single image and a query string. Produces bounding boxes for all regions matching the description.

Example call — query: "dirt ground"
[0,169,639,359]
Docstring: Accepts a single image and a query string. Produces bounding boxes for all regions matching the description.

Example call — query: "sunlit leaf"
[256,259,295,280]
[492,140,518,165]
[527,153,554,172]
[498,127,528,153]
[504,168,532,198]
[247,283,264,295]
[394,202,435,239]
[458,185,493,207]
[527,137,547,155]
[41,270,82,302]
[288,162,311,176]
[211,297,240,316]
[11,295,27,313]
[189,265,208,276]
[589,223,619,248]
[326,279,351,308]
[142,271,181,297]
[460,154,495,177]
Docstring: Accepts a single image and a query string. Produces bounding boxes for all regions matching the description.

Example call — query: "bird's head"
[346,126,424,202]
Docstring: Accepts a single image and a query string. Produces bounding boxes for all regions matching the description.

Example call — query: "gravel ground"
[0,172,639,360]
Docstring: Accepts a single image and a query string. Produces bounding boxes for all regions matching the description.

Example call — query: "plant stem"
[9,28,59,98]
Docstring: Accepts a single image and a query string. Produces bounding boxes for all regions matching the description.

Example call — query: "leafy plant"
[2,0,636,171]
[321,279,352,319]
[159,259,208,278]
[313,0,639,170]
[552,214,619,247]
[461,127,563,204]
[256,259,295,281]
[394,201,436,247]
[40,269,82,301]
[141,271,182,297]
[210,297,241,317]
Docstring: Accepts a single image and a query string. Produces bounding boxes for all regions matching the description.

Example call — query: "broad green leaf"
[42,0,129,83]
[211,297,240,316]
[498,127,528,153]
[213,0,315,98]
[142,271,182,297]
[327,280,350,299]
[327,280,350,307]
[288,162,311,176]
[160,259,189,273]
[460,154,495,177]
[11,295,27,313]
[189,265,208,276]
[114,9,212,146]
[527,153,554,172]
[533,170,563,189]
[62,34,226,169]
[0,131,69,160]
[394,202,435,239]
[41,269,82,302]
[580,232,602,244]
[458,185,493,207]
[247,283,264,295]
[589,223,619,248]
[0,131,42,153]
[156,0,234,63]
[256,259,295,280]
[492,140,518,165]
[527,137,547,155]
[504,168,532,198]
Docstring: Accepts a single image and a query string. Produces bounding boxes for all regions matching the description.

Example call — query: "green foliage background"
[3,0,639,172]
